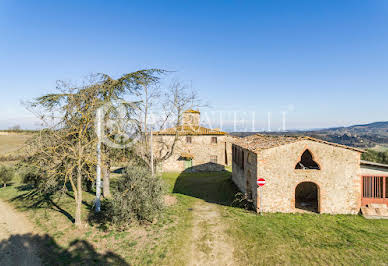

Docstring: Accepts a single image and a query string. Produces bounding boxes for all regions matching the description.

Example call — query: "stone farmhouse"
[232,134,388,215]
[153,109,232,172]
[151,109,388,216]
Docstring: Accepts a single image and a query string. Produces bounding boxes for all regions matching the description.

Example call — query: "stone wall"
[153,135,228,172]
[231,145,258,207]
[256,140,361,214]
[232,140,362,214]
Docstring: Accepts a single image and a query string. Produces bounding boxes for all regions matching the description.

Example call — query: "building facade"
[153,110,232,172]
[232,135,364,214]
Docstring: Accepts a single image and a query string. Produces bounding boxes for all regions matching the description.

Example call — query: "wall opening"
[246,170,252,200]
[295,150,320,170]
[295,182,319,213]
[224,142,228,165]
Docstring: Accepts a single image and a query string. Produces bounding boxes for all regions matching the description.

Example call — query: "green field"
[0,170,387,265]
[372,144,388,152]
[168,172,388,265]
[0,133,32,155]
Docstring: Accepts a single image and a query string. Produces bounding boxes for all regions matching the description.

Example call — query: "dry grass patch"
[0,133,32,156]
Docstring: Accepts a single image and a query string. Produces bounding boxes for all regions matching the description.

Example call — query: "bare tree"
[135,80,201,173]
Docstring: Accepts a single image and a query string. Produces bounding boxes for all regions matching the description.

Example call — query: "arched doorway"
[295,182,319,213]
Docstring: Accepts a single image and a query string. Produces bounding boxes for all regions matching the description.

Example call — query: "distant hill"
[231,121,388,149]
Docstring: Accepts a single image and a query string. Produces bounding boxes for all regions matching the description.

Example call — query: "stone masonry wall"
[153,135,228,172]
[254,140,361,214]
[225,135,235,166]
[231,146,258,207]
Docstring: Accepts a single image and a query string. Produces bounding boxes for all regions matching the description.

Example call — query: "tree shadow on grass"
[172,163,241,207]
[0,233,129,265]
[0,181,16,188]
[10,192,76,223]
[9,186,81,223]
[112,167,125,174]
[10,182,100,224]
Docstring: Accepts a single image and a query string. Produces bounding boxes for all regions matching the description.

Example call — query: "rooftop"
[184,109,200,114]
[361,160,388,169]
[232,134,364,153]
[153,125,226,136]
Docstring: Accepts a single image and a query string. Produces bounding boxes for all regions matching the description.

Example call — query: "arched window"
[295,150,320,170]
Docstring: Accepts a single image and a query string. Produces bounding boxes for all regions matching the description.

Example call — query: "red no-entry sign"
[257,178,266,187]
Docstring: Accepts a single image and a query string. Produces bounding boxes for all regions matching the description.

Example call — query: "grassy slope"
[223,208,388,265]
[165,171,388,265]
[372,144,388,152]
[0,171,387,265]
[0,133,32,155]
[0,173,195,265]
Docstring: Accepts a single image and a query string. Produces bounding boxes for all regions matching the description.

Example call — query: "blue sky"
[0,0,387,130]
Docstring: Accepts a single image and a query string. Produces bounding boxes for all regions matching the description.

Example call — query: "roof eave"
[361,160,388,169]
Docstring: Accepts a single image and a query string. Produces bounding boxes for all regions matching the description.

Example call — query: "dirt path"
[0,199,42,266]
[189,201,236,266]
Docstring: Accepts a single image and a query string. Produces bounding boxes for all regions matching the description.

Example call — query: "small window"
[210,155,217,164]
[211,137,217,144]
[186,136,192,144]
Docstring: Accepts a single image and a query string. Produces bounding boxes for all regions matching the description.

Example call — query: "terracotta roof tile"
[184,109,200,114]
[154,125,226,136]
[232,134,364,153]
[180,152,194,159]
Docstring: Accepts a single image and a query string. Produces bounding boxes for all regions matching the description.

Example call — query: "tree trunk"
[75,150,83,227]
[3,183,6,188]
[103,160,111,198]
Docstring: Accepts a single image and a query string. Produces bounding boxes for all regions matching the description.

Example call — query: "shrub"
[18,165,42,187]
[101,166,164,229]
[232,192,254,210]
[0,166,14,187]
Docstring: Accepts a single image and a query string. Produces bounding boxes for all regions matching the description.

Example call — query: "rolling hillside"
[231,121,388,149]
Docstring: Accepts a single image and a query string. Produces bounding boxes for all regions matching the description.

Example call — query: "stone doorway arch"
[295,182,319,213]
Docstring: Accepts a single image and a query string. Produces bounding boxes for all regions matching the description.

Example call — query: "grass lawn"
[0,173,196,265]
[222,208,388,265]
[0,170,387,265]
[167,171,388,265]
